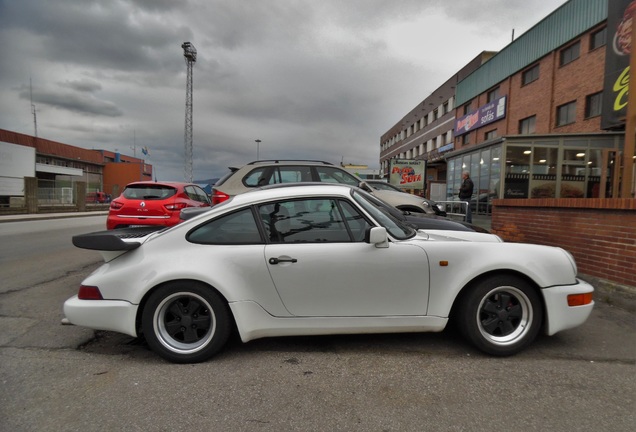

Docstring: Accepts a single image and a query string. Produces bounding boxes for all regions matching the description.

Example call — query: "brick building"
[0,129,152,206]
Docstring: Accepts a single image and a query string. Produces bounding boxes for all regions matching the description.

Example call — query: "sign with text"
[454,96,507,136]
[389,159,426,189]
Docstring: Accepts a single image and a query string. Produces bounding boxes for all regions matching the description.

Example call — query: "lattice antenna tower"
[182,42,197,182]
[30,78,38,137]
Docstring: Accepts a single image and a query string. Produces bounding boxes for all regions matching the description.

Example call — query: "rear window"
[123,185,177,200]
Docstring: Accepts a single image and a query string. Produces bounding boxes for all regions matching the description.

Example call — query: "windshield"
[351,190,415,240]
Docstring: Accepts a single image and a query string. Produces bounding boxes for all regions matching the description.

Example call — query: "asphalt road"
[0,216,634,431]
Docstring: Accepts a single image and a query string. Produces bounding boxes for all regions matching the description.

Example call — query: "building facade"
[0,129,152,206]
[380,0,630,215]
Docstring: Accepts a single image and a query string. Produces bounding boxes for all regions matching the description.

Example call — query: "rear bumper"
[63,295,139,337]
[542,278,594,336]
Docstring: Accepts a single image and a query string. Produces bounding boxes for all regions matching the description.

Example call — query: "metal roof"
[456,0,607,106]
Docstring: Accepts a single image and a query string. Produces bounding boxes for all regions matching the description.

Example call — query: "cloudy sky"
[0,0,568,181]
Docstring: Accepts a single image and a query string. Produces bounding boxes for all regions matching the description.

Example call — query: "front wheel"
[457,275,543,356]
[142,281,231,363]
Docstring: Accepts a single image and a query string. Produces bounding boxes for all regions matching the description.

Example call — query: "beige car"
[211,160,444,215]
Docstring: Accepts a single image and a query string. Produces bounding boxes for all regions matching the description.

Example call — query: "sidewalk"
[0,211,108,223]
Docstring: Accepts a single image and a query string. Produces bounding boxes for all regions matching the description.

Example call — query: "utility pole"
[182,41,197,182]
[30,78,38,137]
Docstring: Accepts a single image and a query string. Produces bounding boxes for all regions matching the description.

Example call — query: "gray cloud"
[0,0,568,181]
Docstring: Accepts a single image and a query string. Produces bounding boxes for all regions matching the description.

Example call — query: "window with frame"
[519,116,536,134]
[557,101,577,126]
[462,134,470,146]
[585,92,602,118]
[487,87,500,103]
[560,41,580,66]
[522,64,540,86]
[485,130,497,140]
[188,208,262,244]
[442,101,450,115]
[590,27,607,50]
[258,198,366,243]
[463,103,471,115]
[315,166,360,186]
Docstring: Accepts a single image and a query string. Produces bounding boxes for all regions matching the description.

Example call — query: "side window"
[315,166,360,186]
[277,166,312,183]
[258,199,352,243]
[187,208,262,244]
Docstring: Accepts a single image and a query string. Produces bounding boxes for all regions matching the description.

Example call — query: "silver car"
[211,160,444,215]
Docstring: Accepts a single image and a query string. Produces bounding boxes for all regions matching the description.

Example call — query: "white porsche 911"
[64,184,594,363]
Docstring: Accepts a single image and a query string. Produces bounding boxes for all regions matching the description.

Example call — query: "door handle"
[269,257,298,265]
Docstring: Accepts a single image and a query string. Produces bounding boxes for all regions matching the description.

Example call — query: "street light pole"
[255,139,261,160]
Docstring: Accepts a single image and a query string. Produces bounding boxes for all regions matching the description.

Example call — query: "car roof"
[225,183,356,207]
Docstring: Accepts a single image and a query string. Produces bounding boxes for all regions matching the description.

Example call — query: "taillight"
[110,201,124,210]
[78,285,103,300]
[212,189,230,205]
[567,292,593,306]
[164,202,188,211]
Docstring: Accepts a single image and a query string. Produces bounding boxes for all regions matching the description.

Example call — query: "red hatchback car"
[107,181,211,230]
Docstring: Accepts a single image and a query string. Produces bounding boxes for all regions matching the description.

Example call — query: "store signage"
[454,96,507,136]
[389,159,425,189]
[601,0,632,129]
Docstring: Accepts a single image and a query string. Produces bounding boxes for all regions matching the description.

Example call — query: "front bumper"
[63,295,139,337]
[542,278,595,336]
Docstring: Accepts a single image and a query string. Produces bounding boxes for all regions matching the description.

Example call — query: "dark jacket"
[459,177,474,200]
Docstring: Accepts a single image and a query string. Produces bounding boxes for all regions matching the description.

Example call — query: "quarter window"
[315,166,360,185]
[188,208,262,244]
[557,101,577,126]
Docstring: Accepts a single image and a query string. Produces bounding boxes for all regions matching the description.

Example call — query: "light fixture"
[576,152,585,157]
[523,150,532,155]
[539,159,546,163]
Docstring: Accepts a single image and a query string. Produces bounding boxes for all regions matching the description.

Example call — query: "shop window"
[585,92,602,118]
[530,147,558,198]
[557,101,577,126]
[560,41,580,66]
[519,116,536,134]
[590,27,607,50]
[522,64,539,86]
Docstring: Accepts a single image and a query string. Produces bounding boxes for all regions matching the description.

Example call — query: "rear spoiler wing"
[72,227,165,259]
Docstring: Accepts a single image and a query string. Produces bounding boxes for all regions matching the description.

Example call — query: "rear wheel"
[142,281,230,363]
[457,275,542,356]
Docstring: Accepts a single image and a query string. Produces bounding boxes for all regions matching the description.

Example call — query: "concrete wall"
[491,198,636,287]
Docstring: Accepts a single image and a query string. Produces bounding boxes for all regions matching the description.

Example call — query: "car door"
[259,197,430,317]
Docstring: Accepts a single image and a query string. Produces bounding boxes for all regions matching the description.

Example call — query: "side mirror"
[358,181,373,192]
[365,227,389,248]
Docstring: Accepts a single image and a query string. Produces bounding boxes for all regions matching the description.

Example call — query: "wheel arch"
[134,278,237,337]
[449,269,546,326]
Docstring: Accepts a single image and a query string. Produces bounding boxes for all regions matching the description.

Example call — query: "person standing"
[459,171,474,223]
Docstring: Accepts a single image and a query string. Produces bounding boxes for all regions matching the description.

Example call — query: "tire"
[457,275,543,356]
[142,281,231,363]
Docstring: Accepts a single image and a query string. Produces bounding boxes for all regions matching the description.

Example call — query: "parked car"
[365,180,447,215]
[212,160,445,215]
[66,183,593,363]
[106,181,211,230]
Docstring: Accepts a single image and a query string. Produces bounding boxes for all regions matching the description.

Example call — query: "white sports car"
[64,184,594,363]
